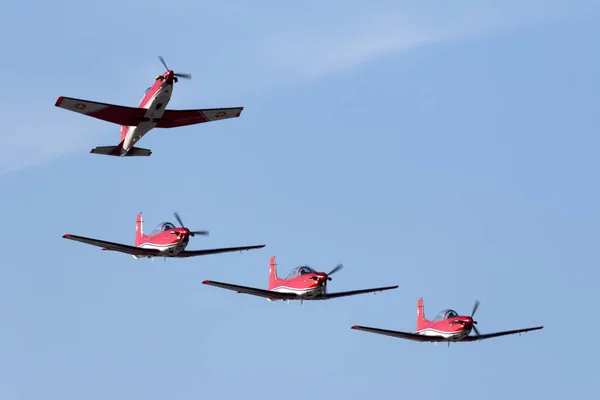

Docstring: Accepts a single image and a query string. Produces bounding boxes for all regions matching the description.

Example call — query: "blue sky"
[1,1,599,399]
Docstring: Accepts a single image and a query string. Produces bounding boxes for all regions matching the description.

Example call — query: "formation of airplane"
[54,56,544,350]
[54,56,243,157]
[203,256,398,302]
[352,298,543,344]
[62,212,265,260]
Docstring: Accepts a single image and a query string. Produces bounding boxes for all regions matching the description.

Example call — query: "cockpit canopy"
[286,266,317,280]
[139,87,153,103]
[433,309,459,322]
[150,222,176,235]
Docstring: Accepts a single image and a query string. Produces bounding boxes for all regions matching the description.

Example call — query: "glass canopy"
[433,309,459,322]
[150,222,176,236]
[286,266,317,280]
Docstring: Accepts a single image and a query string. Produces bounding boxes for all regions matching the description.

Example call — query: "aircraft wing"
[155,107,243,128]
[314,285,399,300]
[460,326,544,341]
[351,325,443,342]
[55,96,148,126]
[62,233,160,257]
[173,244,265,258]
[202,280,296,301]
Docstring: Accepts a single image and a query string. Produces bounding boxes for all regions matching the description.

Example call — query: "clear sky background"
[1,1,599,399]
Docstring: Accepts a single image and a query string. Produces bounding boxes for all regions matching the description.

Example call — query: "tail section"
[135,212,145,247]
[416,298,428,331]
[91,145,122,156]
[124,147,152,156]
[120,125,129,141]
[268,256,279,290]
[91,140,152,157]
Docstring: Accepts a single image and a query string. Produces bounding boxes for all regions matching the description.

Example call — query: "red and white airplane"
[202,256,398,301]
[62,212,265,260]
[352,298,543,344]
[54,56,243,157]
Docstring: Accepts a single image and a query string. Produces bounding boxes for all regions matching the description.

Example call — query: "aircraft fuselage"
[121,82,173,155]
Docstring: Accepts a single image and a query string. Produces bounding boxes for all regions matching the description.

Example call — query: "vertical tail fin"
[268,256,278,289]
[416,298,427,331]
[120,125,129,141]
[135,212,144,246]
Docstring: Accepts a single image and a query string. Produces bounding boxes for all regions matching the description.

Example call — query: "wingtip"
[351,325,359,329]
[62,233,70,239]
[202,280,211,284]
[55,96,64,107]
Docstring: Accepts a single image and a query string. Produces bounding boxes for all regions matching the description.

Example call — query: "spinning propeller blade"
[173,212,208,237]
[326,264,343,280]
[158,56,192,80]
[470,300,481,336]
[471,300,480,319]
[158,56,169,72]
[173,212,185,228]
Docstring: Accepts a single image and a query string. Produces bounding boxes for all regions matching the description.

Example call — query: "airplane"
[54,56,243,157]
[351,298,543,344]
[202,255,399,302]
[62,212,265,260]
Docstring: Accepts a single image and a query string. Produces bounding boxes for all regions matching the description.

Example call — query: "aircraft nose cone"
[310,274,327,285]
[453,317,473,328]
[173,228,189,238]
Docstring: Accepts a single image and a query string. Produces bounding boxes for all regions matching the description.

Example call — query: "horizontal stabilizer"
[90,145,152,157]
[124,147,152,157]
[90,146,122,156]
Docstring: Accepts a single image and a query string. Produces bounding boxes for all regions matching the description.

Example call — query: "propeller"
[470,300,480,319]
[173,212,208,237]
[326,264,343,281]
[158,56,192,80]
[307,263,344,296]
[308,263,343,286]
[470,300,481,336]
